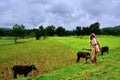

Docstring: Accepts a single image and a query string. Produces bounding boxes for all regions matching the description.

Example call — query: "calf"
[101,46,109,55]
[12,65,37,79]
[76,51,90,63]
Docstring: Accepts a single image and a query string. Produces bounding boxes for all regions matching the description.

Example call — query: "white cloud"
[0,0,120,29]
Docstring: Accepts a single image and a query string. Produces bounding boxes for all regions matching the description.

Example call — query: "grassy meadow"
[0,35,120,80]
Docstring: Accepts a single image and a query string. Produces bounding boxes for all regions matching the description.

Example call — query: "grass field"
[0,35,120,80]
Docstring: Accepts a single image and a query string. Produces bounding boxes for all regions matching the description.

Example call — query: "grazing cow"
[101,46,109,55]
[12,65,37,79]
[76,51,90,63]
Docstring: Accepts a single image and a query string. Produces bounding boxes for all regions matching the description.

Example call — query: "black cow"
[101,46,109,55]
[12,65,37,79]
[76,51,90,63]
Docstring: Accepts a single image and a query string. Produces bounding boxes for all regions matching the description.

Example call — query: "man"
[90,33,100,63]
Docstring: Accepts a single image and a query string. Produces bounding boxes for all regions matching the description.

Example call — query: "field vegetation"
[0,35,120,80]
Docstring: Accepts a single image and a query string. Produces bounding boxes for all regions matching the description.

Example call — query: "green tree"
[56,26,65,36]
[101,25,120,36]
[82,27,90,35]
[0,28,6,36]
[112,25,120,35]
[101,27,112,35]
[12,24,26,42]
[39,25,46,38]
[75,26,82,36]
[45,25,55,36]
[33,28,41,40]
[89,22,100,34]
[65,30,75,36]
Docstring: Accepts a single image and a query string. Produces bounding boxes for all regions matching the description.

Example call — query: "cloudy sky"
[0,0,120,30]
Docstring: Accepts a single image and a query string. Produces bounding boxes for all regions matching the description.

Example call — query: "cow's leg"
[101,52,103,55]
[76,56,80,63]
[24,73,27,77]
[13,73,17,79]
[86,57,88,61]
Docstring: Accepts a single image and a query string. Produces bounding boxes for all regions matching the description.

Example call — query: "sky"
[0,0,120,30]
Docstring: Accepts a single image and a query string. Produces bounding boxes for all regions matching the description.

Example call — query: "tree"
[75,26,82,36]
[101,25,120,36]
[0,28,6,36]
[39,25,46,38]
[45,25,55,36]
[89,22,100,34]
[33,28,41,40]
[12,24,26,42]
[56,26,65,36]
[65,30,75,36]
[82,27,90,35]
[112,25,120,35]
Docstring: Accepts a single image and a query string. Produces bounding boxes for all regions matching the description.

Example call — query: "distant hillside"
[101,25,120,35]
[114,25,120,29]
[0,28,12,30]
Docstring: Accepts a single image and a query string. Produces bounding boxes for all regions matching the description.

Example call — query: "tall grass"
[0,37,76,80]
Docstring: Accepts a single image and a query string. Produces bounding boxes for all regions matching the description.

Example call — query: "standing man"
[90,33,100,63]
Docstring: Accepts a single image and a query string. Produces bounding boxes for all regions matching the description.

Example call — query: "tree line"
[0,22,120,42]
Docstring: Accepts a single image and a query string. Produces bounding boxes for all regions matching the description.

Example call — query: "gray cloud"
[0,0,120,29]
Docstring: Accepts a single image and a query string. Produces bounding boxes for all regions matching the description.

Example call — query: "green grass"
[0,37,76,80]
[30,36,120,80]
[49,35,120,50]
[0,35,120,80]
[32,47,120,80]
